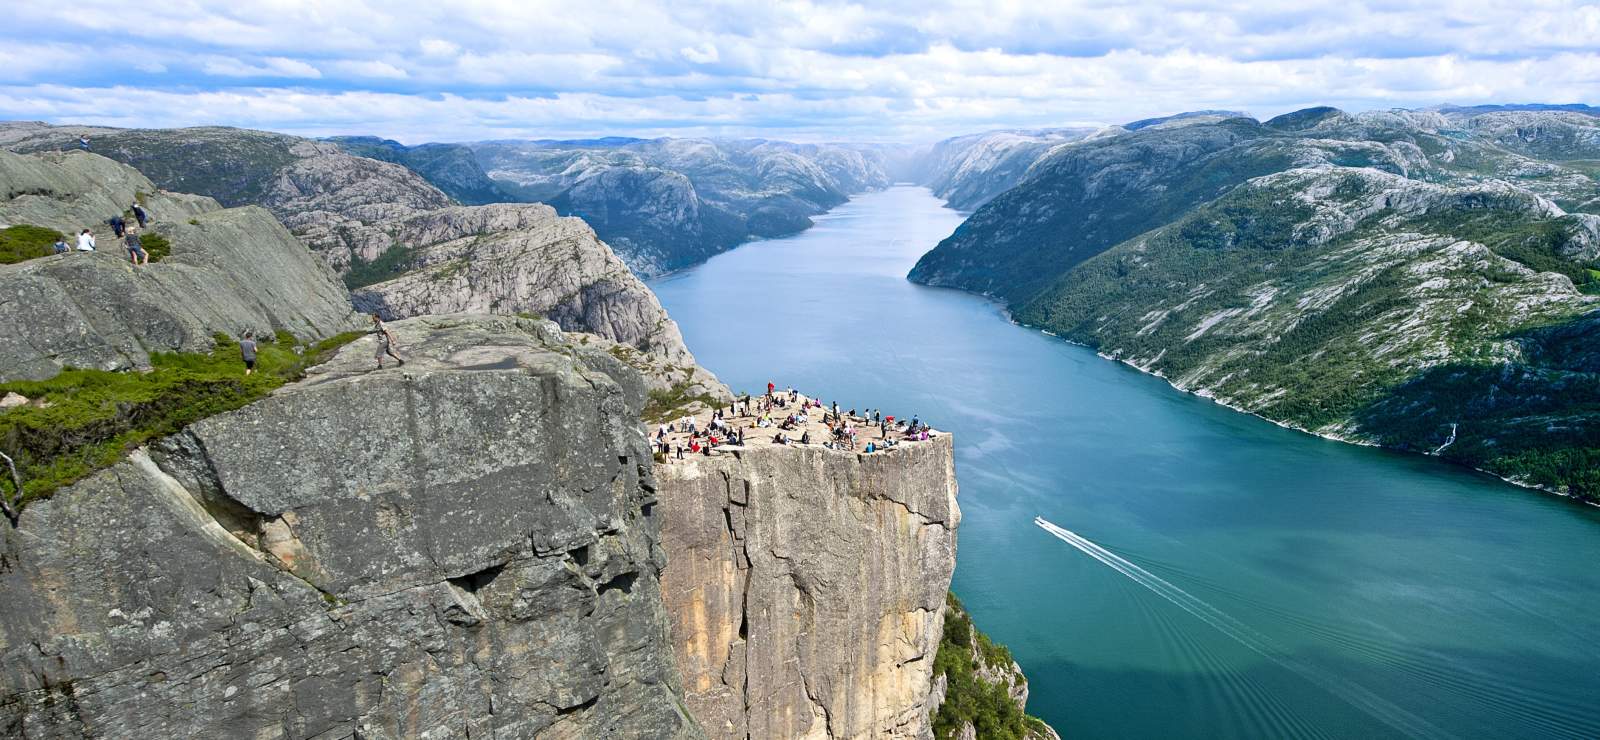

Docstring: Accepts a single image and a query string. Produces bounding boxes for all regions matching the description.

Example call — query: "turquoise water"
[650,186,1600,739]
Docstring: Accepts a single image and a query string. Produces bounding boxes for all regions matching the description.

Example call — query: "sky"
[3,0,1598,144]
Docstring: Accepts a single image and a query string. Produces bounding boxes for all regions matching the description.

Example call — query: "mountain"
[470,138,896,276]
[325,136,510,205]
[910,107,1600,499]
[0,122,712,384]
[917,128,1099,211]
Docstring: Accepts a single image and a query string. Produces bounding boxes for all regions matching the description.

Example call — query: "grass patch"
[344,244,420,289]
[931,593,1051,740]
[0,225,65,264]
[0,330,363,511]
[642,380,719,424]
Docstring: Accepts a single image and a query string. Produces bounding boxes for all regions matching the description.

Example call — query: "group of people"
[654,382,937,462]
[52,202,153,266]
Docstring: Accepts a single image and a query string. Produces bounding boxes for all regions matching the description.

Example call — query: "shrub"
[0,224,64,264]
[140,232,173,262]
[930,593,1051,740]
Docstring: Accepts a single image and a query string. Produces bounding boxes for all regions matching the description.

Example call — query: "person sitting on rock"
[52,236,69,254]
[800,430,811,445]
[370,313,405,368]
[76,228,95,252]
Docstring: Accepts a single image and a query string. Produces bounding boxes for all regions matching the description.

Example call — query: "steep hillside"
[910,116,1292,303]
[473,138,895,276]
[0,150,359,381]
[918,128,1098,212]
[924,107,1600,498]
[0,122,709,373]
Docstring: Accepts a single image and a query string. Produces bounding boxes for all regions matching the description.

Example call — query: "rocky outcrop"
[656,436,960,739]
[258,141,453,272]
[347,202,719,394]
[0,150,358,382]
[0,314,701,738]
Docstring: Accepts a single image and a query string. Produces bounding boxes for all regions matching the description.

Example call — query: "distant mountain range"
[326,134,912,276]
[910,105,1600,500]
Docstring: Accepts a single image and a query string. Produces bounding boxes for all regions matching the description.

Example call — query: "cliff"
[656,434,960,738]
[0,315,699,738]
[0,150,359,382]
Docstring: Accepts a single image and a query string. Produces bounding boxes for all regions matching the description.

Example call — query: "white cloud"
[200,56,323,79]
[328,60,409,79]
[681,43,720,64]
[1,0,1597,141]
[419,38,460,58]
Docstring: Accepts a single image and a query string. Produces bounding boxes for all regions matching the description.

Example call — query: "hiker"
[370,313,405,368]
[239,331,258,376]
[130,203,148,228]
[108,215,126,237]
[675,445,684,460]
[124,227,148,266]
[78,135,90,150]
[76,229,95,252]
[800,430,811,445]
[52,237,69,254]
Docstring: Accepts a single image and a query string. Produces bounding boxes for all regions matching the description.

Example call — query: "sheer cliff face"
[0,150,359,382]
[0,315,699,738]
[656,437,960,739]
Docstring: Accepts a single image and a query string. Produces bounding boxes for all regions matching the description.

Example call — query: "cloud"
[200,56,323,79]
[328,60,410,79]
[681,43,720,65]
[2,0,1597,142]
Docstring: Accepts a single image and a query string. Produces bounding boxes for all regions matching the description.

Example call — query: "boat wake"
[1033,516,1457,740]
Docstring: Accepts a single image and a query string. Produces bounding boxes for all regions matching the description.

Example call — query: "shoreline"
[1005,310,1600,511]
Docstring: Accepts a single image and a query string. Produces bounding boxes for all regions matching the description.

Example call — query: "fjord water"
[650,186,1600,739]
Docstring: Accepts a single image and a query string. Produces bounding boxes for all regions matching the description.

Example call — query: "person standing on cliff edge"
[371,313,405,369]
